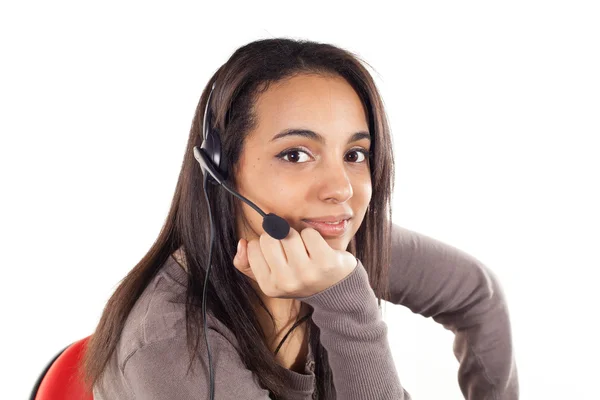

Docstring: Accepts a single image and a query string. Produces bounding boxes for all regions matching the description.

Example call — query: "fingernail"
[237,240,241,254]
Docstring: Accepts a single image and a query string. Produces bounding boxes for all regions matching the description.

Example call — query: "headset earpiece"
[200,127,228,185]
[200,82,229,185]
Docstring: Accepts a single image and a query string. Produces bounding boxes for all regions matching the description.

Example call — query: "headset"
[193,81,313,399]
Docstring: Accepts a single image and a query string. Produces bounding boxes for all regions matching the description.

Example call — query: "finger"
[259,232,288,266]
[246,239,274,294]
[259,233,293,289]
[300,227,333,262]
[279,227,310,268]
[232,239,255,281]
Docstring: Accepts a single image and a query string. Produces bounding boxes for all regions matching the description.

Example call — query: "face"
[234,73,372,252]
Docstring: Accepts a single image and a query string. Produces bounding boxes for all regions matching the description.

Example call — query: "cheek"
[239,163,305,215]
[266,171,307,207]
[354,179,373,206]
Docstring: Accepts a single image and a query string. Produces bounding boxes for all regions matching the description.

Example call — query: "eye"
[276,147,371,164]
[345,148,370,163]
[276,148,312,163]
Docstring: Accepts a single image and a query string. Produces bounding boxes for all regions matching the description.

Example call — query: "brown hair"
[80,37,395,399]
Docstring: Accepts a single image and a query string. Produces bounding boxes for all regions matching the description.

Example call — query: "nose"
[317,159,353,204]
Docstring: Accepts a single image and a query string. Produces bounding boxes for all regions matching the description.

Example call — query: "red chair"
[30,335,94,400]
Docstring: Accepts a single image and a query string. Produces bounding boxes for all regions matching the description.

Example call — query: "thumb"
[233,238,255,282]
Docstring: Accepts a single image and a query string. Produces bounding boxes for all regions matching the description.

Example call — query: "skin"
[231,73,373,371]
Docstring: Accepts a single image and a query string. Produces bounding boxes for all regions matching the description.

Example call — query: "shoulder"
[116,255,234,370]
[389,222,486,268]
[120,323,258,399]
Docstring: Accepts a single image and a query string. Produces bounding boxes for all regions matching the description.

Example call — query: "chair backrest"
[31,335,94,400]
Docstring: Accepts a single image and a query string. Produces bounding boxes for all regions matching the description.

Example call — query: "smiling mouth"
[300,218,350,237]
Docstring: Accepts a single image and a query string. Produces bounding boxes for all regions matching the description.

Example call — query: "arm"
[386,223,519,399]
[297,259,411,400]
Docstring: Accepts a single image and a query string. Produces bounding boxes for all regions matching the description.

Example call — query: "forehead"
[251,73,369,141]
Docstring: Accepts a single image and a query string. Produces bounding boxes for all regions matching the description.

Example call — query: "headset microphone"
[193,146,290,240]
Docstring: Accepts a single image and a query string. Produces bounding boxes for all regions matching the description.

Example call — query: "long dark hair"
[80,37,396,399]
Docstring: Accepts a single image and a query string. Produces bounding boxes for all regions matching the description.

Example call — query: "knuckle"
[280,227,298,244]
[262,284,276,298]
[300,227,316,241]
[274,278,297,294]
[283,281,299,293]
[245,249,254,261]
[302,271,319,286]
[260,232,273,245]
[332,252,344,268]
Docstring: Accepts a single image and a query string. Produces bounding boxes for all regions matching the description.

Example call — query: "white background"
[1,1,598,399]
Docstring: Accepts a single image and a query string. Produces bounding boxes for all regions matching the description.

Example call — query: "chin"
[324,237,350,252]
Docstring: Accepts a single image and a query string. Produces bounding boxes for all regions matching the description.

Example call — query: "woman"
[81,38,518,399]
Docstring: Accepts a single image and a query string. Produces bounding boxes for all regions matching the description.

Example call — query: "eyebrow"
[270,128,371,144]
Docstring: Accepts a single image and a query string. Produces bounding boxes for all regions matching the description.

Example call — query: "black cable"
[221,181,266,218]
[202,175,216,400]
[274,309,313,356]
[202,173,312,398]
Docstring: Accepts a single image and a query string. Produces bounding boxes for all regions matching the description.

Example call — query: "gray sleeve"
[387,223,519,399]
[297,259,411,400]
[122,330,272,400]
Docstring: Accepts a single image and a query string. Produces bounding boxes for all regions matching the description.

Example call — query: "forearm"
[387,224,518,399]
[298,259,410,399]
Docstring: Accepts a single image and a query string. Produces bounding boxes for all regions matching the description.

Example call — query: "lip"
[302,214,353,222]
[301,217,351,237]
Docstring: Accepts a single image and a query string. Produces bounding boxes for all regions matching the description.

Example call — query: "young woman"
[81,38,519,399]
